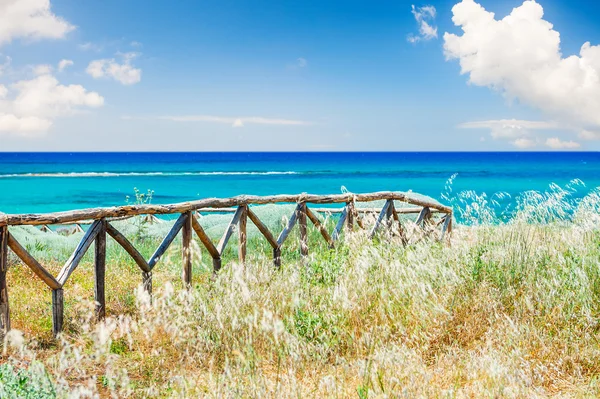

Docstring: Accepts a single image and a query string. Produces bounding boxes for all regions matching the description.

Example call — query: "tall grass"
[1,183,600,398]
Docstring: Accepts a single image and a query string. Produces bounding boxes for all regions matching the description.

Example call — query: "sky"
[0,0,600,151]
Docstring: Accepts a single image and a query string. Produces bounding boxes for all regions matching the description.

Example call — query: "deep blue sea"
[0,152,599,214]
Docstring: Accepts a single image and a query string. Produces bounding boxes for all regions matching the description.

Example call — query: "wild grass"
[2,184,600,398]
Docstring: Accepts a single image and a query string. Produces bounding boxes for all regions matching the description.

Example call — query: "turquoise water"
[0,152,599,215]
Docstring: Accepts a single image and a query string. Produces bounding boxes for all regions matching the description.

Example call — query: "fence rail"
[0,191,452,337]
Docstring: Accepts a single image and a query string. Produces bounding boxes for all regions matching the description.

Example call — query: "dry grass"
[2,191,600,398]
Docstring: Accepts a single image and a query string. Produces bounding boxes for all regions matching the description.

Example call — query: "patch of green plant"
[302,250,345,287]
[110,338,129,355]
[357,384,369,399]
[126,188,155,242]
[292,303,343,350]
[0,362,56,399]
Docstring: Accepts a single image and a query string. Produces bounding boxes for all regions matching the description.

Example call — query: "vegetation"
[2,185,600,398]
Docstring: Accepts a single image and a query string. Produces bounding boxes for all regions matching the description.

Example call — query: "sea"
[0,152,599,215]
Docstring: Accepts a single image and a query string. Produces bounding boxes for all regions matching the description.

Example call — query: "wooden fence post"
[299,203,308,258]
[52,288,64,337]
[142,271,152,299]
[0,226,10,335]
[212,257,222,274]
[416,207,432,228]
[273,247,282,268]
[332,206,349,242]
[182,211,192,287]
[238,205,247,264]
[440,213,453,244]
[346,201,354,231]
[369,201,392,239]
[94,219,106,320]
[386,200,394,231]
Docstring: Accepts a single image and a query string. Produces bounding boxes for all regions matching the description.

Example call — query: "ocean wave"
[0,171,299,178]
[0,170,578,179]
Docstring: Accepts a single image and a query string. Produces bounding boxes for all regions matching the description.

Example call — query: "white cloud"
[512,138,537,149]
[0,1,104,138]
[545,137,581,149]
[130,40,142,48]
[86,60,103,77]
[0,114,52,135]
[58,59,73,72]
[0,0,75,46]
[0,71,104,136]
[579,130,600,140]
[32,64,52,75]
[127,115,310,127]
[459,119,558,141]
[240,116,309,126]
[86,52,142,85]
[78,42,102,52]
[444,0,600,132]
[12,73,103,117]
[408,4,438,43]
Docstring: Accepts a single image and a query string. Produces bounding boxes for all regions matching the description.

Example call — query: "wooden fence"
[0,191,452,337]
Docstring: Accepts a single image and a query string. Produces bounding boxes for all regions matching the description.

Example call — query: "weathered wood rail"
[0,191,452,337]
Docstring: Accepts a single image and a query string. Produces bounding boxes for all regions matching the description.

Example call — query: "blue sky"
[1,0,599,151]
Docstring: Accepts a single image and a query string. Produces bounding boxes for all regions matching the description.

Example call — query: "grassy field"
[1,193,600,398]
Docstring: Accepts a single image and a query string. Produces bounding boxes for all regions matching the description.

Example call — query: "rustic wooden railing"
[0,191,452,337]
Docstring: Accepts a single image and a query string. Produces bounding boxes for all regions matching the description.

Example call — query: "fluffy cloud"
[0,114,51,134]
[512,138,537,149]
[545,137,580,149]
[86,52,142,85]
[58,59,73,72]
[0,1,105,138]
[444,0,600,133]
[12,73,103,117]
[126,115,310,127]
[408,5,438,43]
[459,119,558,143]
[0,71,104,136]
[0,0,74,46]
